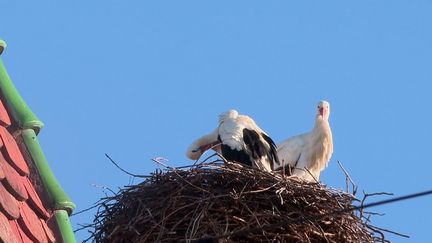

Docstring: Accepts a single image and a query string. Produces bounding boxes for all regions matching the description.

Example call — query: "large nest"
[87,159,388,242]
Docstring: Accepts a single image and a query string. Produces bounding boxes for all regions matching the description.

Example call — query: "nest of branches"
[87,158,388,243]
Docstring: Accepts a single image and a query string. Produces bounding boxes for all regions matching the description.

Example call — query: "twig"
[337,161,358,195]
[367,224,410,238]
[91,183,117,196]
[71,204,100,217]
[193,143,222,165]
[105,153,149,178]
[304,167,319,183]
[152,157,211,194]
[360,191,394,217]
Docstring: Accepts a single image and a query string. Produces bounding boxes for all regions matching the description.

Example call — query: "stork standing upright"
[276,100,333,182]
[186,110,280,173]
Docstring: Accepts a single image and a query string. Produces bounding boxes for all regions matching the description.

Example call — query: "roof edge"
[22,129,76,212]
[0,43,76,241]
[0,41,44,134]
[0,41,75,211]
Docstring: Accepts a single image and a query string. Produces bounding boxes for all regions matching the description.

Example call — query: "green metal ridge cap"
[54,210,76,243]
[0,41,74,211]
[0,40,43,134]
[22,128,76,212]
[22,129,76,243]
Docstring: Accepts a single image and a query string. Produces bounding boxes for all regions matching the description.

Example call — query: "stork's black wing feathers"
[218,135,253,167]
[242,129,280,170]
[260,133,281,169]
[242,129,262,160]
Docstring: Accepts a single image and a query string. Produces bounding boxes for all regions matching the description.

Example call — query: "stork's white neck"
[312,115,331,136]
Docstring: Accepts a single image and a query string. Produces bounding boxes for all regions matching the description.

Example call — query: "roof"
[0,40,76,242]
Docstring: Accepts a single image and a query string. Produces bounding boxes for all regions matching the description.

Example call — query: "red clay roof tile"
[0,161,4,180]
[18,202,49,243]
[0,99,11,127]
[8,219,23,242]
[23,177,50,219]
[0,213,18,242]
[0,126,29,176]
[0,152,28,201]
[0,182,20,219]
[40,218,56,243]
[9,220,34,243]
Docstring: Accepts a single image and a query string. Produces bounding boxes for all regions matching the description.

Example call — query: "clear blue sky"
[1,1,431,242]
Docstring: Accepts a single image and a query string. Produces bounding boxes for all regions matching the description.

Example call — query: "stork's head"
[317,100,330,120]
[219,109,239,123]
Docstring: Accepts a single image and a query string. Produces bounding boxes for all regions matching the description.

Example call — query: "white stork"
[186,110,280,172]
[275,101,333,182]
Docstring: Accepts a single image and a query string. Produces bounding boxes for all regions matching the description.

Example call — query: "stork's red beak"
[197,141,220,153]
[319,107,324,116]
